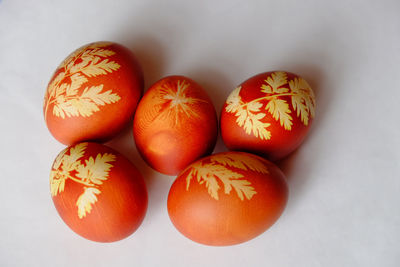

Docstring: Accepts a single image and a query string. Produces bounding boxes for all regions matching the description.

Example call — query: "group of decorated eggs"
[44,41,315,246]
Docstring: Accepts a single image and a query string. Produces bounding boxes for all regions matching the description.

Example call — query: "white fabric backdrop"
[0,0,399,266]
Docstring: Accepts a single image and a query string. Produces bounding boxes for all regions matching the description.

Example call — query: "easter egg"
[49,142,147,242]
[133,75,218,175]
[167,151,288,246]
[220,71,316,161]
[44,41,143,145]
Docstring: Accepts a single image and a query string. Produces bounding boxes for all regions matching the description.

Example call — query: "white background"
[0,0,399,266]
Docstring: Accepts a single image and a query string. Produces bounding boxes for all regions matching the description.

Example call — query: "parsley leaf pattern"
[50,143,116,219]
[185,153,269,201]
[44,42,121,121]
[225,71,315,140]
[155,79,207,126]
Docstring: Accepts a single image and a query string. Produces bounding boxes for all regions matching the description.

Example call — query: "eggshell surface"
[167,151,288,246]
[49,142,148,242]
[221,71,316,161]
[133,75,218,175]
[44,41,143,145]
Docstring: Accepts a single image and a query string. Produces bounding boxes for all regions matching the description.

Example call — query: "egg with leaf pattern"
[133,75,218,175]
[167,151,288,246]
[220,71,316,161]
[43,41,143,145]
[50,142,148,242]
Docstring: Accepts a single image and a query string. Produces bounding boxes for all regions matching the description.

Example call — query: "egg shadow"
[270,63,323,202]
[273,61,336,208]
[186,68,236,154]
[124,34,167,90]
[105,32,169,196]
[105,121,157,196]
[110,11,208,222]
[105,120,175,224]
[105,31,173,218]
[262,19,360,208]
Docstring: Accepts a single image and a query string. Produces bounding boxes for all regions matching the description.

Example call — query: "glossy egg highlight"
[221,71,316,161]
[50,142,148,242]
[167,151,288,246]
[133,75,218,175]
[44,41,144,145]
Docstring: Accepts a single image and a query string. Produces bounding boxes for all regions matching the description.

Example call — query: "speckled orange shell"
[50,142,148,242]
[133,75,218,175]
[167,151,288,246]
[221,71,316,161]
[43,41,143,145]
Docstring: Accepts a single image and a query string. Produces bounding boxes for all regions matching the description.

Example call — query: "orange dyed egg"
[167,151,288,246]
[133,75,218,175]
[44,41,143,145]
[50,142,148,242]
[221,71,316,161]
